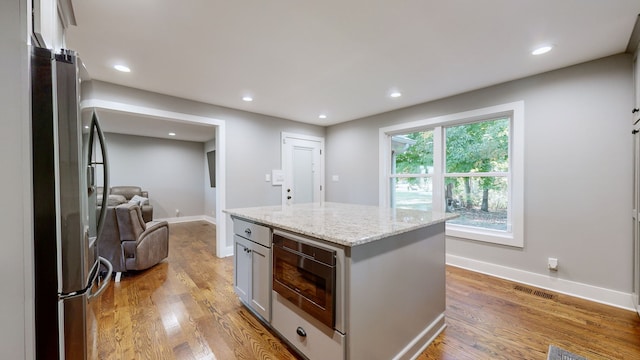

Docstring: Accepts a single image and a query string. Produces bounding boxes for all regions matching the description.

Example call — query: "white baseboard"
[446,254,635,311]
[394,313,445,360]
[219,245,234,258]
[156,215,216,224]
[202,215,217,225]
[154,215,234,257]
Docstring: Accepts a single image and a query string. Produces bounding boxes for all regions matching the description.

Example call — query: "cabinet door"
[234,235,250,303]
[250,242,271,322]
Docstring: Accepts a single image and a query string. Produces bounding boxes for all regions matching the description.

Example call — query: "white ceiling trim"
[80,99,222,127]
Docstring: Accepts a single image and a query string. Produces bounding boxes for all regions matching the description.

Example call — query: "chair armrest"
[127,220,169,271]
[142,190,148,198]
[141,205,153,223]
[137,220,168,245]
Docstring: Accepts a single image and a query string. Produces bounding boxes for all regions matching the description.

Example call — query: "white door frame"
[281,132,325,205]
[80,99,231,258]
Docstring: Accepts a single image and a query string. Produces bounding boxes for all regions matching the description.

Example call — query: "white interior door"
[282,133,324,205]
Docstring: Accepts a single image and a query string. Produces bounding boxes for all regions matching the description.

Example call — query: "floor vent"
[514,285,556,300]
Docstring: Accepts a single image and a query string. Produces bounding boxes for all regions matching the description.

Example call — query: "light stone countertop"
[223,202,458,247]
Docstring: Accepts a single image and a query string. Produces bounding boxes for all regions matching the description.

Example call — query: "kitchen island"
[224,202,457,360]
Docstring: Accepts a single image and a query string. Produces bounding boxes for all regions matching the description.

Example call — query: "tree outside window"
[391,118,510,232]
[445,118,509,231]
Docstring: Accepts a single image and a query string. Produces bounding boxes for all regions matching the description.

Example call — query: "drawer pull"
[296,326,307,337]
[244,228,252,235]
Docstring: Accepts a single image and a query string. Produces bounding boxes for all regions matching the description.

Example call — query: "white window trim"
[379,101,524,248]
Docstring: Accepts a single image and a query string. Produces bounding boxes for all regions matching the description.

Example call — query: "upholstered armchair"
[110,186,154,222]
[114,203,169,276]
[98,203,169,280]
[97,205,123,273]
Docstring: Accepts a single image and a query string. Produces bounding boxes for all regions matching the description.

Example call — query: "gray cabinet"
[234,237,250,302]
[232,217,272,322]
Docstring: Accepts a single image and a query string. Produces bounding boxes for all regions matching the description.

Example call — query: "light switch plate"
[272,169,284,186]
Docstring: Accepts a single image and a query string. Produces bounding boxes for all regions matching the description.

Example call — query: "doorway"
[281,132,325,205]
[80,99,229,258]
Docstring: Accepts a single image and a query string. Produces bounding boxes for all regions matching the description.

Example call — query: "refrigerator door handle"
[89,111,110,240]
[88,256,113,300]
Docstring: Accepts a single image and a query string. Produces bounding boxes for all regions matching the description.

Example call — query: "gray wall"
[84,80,325,248]
[1,1,29,357]
[204,139,217,218]
[104,133,205,219]
[85,80,325,208]
[325,54,633,293]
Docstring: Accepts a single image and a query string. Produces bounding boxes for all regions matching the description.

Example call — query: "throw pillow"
[129,194,149,206]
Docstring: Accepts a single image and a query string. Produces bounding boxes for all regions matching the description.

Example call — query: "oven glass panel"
[272,233,336,328]
[275,251,327,308]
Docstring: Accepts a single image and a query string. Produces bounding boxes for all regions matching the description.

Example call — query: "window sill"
[446,224,523,248]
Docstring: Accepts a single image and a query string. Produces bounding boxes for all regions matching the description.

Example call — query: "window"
[379,101,524,247]
[444,118,509,231]
[391,131,434,211]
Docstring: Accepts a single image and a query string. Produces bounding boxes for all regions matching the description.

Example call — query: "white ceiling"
[67,0,640,138]
[81,108,217,143]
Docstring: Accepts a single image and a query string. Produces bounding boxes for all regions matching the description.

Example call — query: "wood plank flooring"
[94,221,640,359]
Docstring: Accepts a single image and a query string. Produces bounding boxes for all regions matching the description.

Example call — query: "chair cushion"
[115,203,146,241]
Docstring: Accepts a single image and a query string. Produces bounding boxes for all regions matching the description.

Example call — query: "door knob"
[287,196,292,200]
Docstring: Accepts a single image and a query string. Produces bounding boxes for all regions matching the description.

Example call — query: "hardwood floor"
[94,221,640,359]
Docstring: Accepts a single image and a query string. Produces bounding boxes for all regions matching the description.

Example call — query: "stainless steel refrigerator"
[31,45,113,359]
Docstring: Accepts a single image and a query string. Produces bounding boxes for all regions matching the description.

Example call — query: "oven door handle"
[273,230,337,265]
[273,242,307,259]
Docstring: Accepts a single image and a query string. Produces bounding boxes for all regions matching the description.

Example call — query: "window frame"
[379,101,524,247]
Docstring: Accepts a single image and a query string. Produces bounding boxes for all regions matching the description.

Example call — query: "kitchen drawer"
[232,217,271,247]
[272,292,345,360]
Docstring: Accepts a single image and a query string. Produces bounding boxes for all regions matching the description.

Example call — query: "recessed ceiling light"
[242,96,253,102]
[84,125,89,129]
[113,64,131,72]
[390,91,402,98]
[319,114,327,119]
[532,45,553,56]
[168,132,176,136]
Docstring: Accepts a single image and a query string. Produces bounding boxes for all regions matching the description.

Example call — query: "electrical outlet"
[548,257,558,271]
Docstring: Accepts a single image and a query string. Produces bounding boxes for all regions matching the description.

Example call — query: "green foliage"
[446,118,509,174]
[393,118,509,211]
[394,131,434,174]
[446,118,509,198]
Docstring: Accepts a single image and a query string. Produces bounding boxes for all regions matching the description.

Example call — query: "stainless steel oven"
[272,230,344,332]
